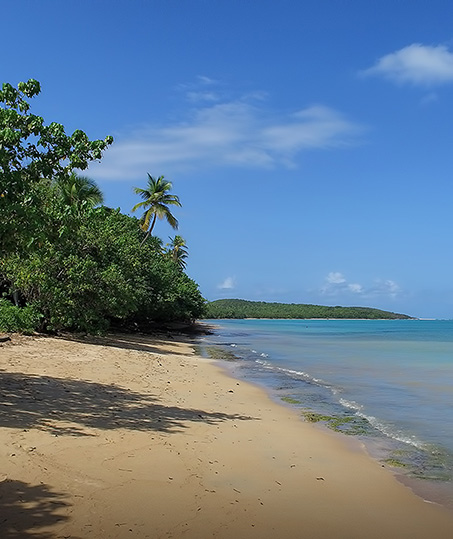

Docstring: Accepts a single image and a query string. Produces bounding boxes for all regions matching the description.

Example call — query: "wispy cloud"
[196,75,218,86]
[361,43,453,86]
[370,279,400,297]
[320,272,400,298]
[182,75,222,103]
[324,272,346,285]
[420,91,438,105]
[89,80,362,181]
[218,277,236,290]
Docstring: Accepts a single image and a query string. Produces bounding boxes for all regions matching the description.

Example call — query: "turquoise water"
[199,319,453,498]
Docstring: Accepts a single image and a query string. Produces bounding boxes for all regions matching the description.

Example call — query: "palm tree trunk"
[148,213,157,235]
[140,213,157,246]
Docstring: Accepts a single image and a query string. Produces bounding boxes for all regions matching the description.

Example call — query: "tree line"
[0,79,205,333]
[204,299,413,320]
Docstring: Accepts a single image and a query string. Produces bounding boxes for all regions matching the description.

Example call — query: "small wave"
[279,367,311,379]
[255,358,269,366]
[260,353,268,358]
[275,366,330,387]
[230,344,237,347]
[339,398,363,412]
[356,412,426,449]
[290,370,328,386]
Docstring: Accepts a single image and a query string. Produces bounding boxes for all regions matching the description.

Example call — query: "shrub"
[0,299,42,334]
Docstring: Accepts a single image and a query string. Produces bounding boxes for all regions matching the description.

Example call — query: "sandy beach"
[1,333,453,538]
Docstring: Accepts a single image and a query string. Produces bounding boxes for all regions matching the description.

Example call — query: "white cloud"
[320,272,400,298]
[89,87,362,181]
[197,75,218,85]
[261,106,357,153]
[186,91,220,103]
[326,272,346,284]
[347,283,363,294]
[370,279,400,298]
[362,44,453,86]
[218,277,236,290]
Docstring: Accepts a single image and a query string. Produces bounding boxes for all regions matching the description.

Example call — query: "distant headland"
[203,299,414,320]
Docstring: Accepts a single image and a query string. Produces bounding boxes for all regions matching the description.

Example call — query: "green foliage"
[53,172,104,213]
[132,174,182,243]
[204,299,413,320]
[0,79,205,333]
[0,299,42,334]
[166,235,188,271]
[0,79,113,256]
[2,207,205,333]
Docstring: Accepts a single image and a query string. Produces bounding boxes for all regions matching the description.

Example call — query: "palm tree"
[167,235,188,271]
[55,172,104,212]
[132,174,182,244]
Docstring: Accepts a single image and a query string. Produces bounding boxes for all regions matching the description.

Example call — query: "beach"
[1,333,453,538]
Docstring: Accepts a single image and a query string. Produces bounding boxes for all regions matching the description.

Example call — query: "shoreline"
[207,345,453,511]
[1,333,453,537]
[200,318,453,497]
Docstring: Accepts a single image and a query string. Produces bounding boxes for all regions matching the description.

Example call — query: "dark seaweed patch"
[301,410,371,435]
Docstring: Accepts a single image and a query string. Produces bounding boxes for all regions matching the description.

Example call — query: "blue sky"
[4,1,453,318]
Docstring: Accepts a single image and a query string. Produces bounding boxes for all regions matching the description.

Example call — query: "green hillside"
[204,299,413,320]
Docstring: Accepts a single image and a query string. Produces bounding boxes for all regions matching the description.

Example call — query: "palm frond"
[131,200,147,212]
[132,173,181,238]
[165,212,179,230]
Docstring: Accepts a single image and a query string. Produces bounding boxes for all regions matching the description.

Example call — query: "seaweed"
[301,410,371,435]
[281,396,302,405]
[197,345,238,361]
[383,458,407,468]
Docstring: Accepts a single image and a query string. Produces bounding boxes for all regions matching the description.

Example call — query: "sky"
[4,0,453,318]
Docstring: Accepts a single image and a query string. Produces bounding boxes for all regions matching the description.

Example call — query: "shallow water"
[198,319,453,505]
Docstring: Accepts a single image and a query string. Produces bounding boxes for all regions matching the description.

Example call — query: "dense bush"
[2,207,205,333]
[0,79,206,334]
[0,299,42,333]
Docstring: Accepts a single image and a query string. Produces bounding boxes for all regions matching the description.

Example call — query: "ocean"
[197,318,453,506]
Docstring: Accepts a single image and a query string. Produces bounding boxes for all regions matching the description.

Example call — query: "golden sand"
[1,333,453,538]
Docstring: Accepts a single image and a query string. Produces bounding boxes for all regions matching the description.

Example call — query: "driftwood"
[0,335,11,343]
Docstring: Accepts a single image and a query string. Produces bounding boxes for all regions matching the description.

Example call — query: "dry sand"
[1,333,453,538]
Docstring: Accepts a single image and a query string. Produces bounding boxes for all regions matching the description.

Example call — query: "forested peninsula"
[204,299,413,320]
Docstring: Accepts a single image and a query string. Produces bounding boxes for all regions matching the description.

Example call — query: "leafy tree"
[0,78,113,256]
[167,235,188,271]
[132,174,181,244]
[0,299,42,333]
[54,172,104,214]
[0,79,206,334]
[2,207,205,333]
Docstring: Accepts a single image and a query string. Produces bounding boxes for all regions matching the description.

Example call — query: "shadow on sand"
[0,371,257,436]
[61,332,195,356]
[0,479,72,538]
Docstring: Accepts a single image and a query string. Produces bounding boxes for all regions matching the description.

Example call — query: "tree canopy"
[167,235,189,271]
[54,172,104,213]
[0,79,113,256]
[132,174,181,244]
[0,79,206,334]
